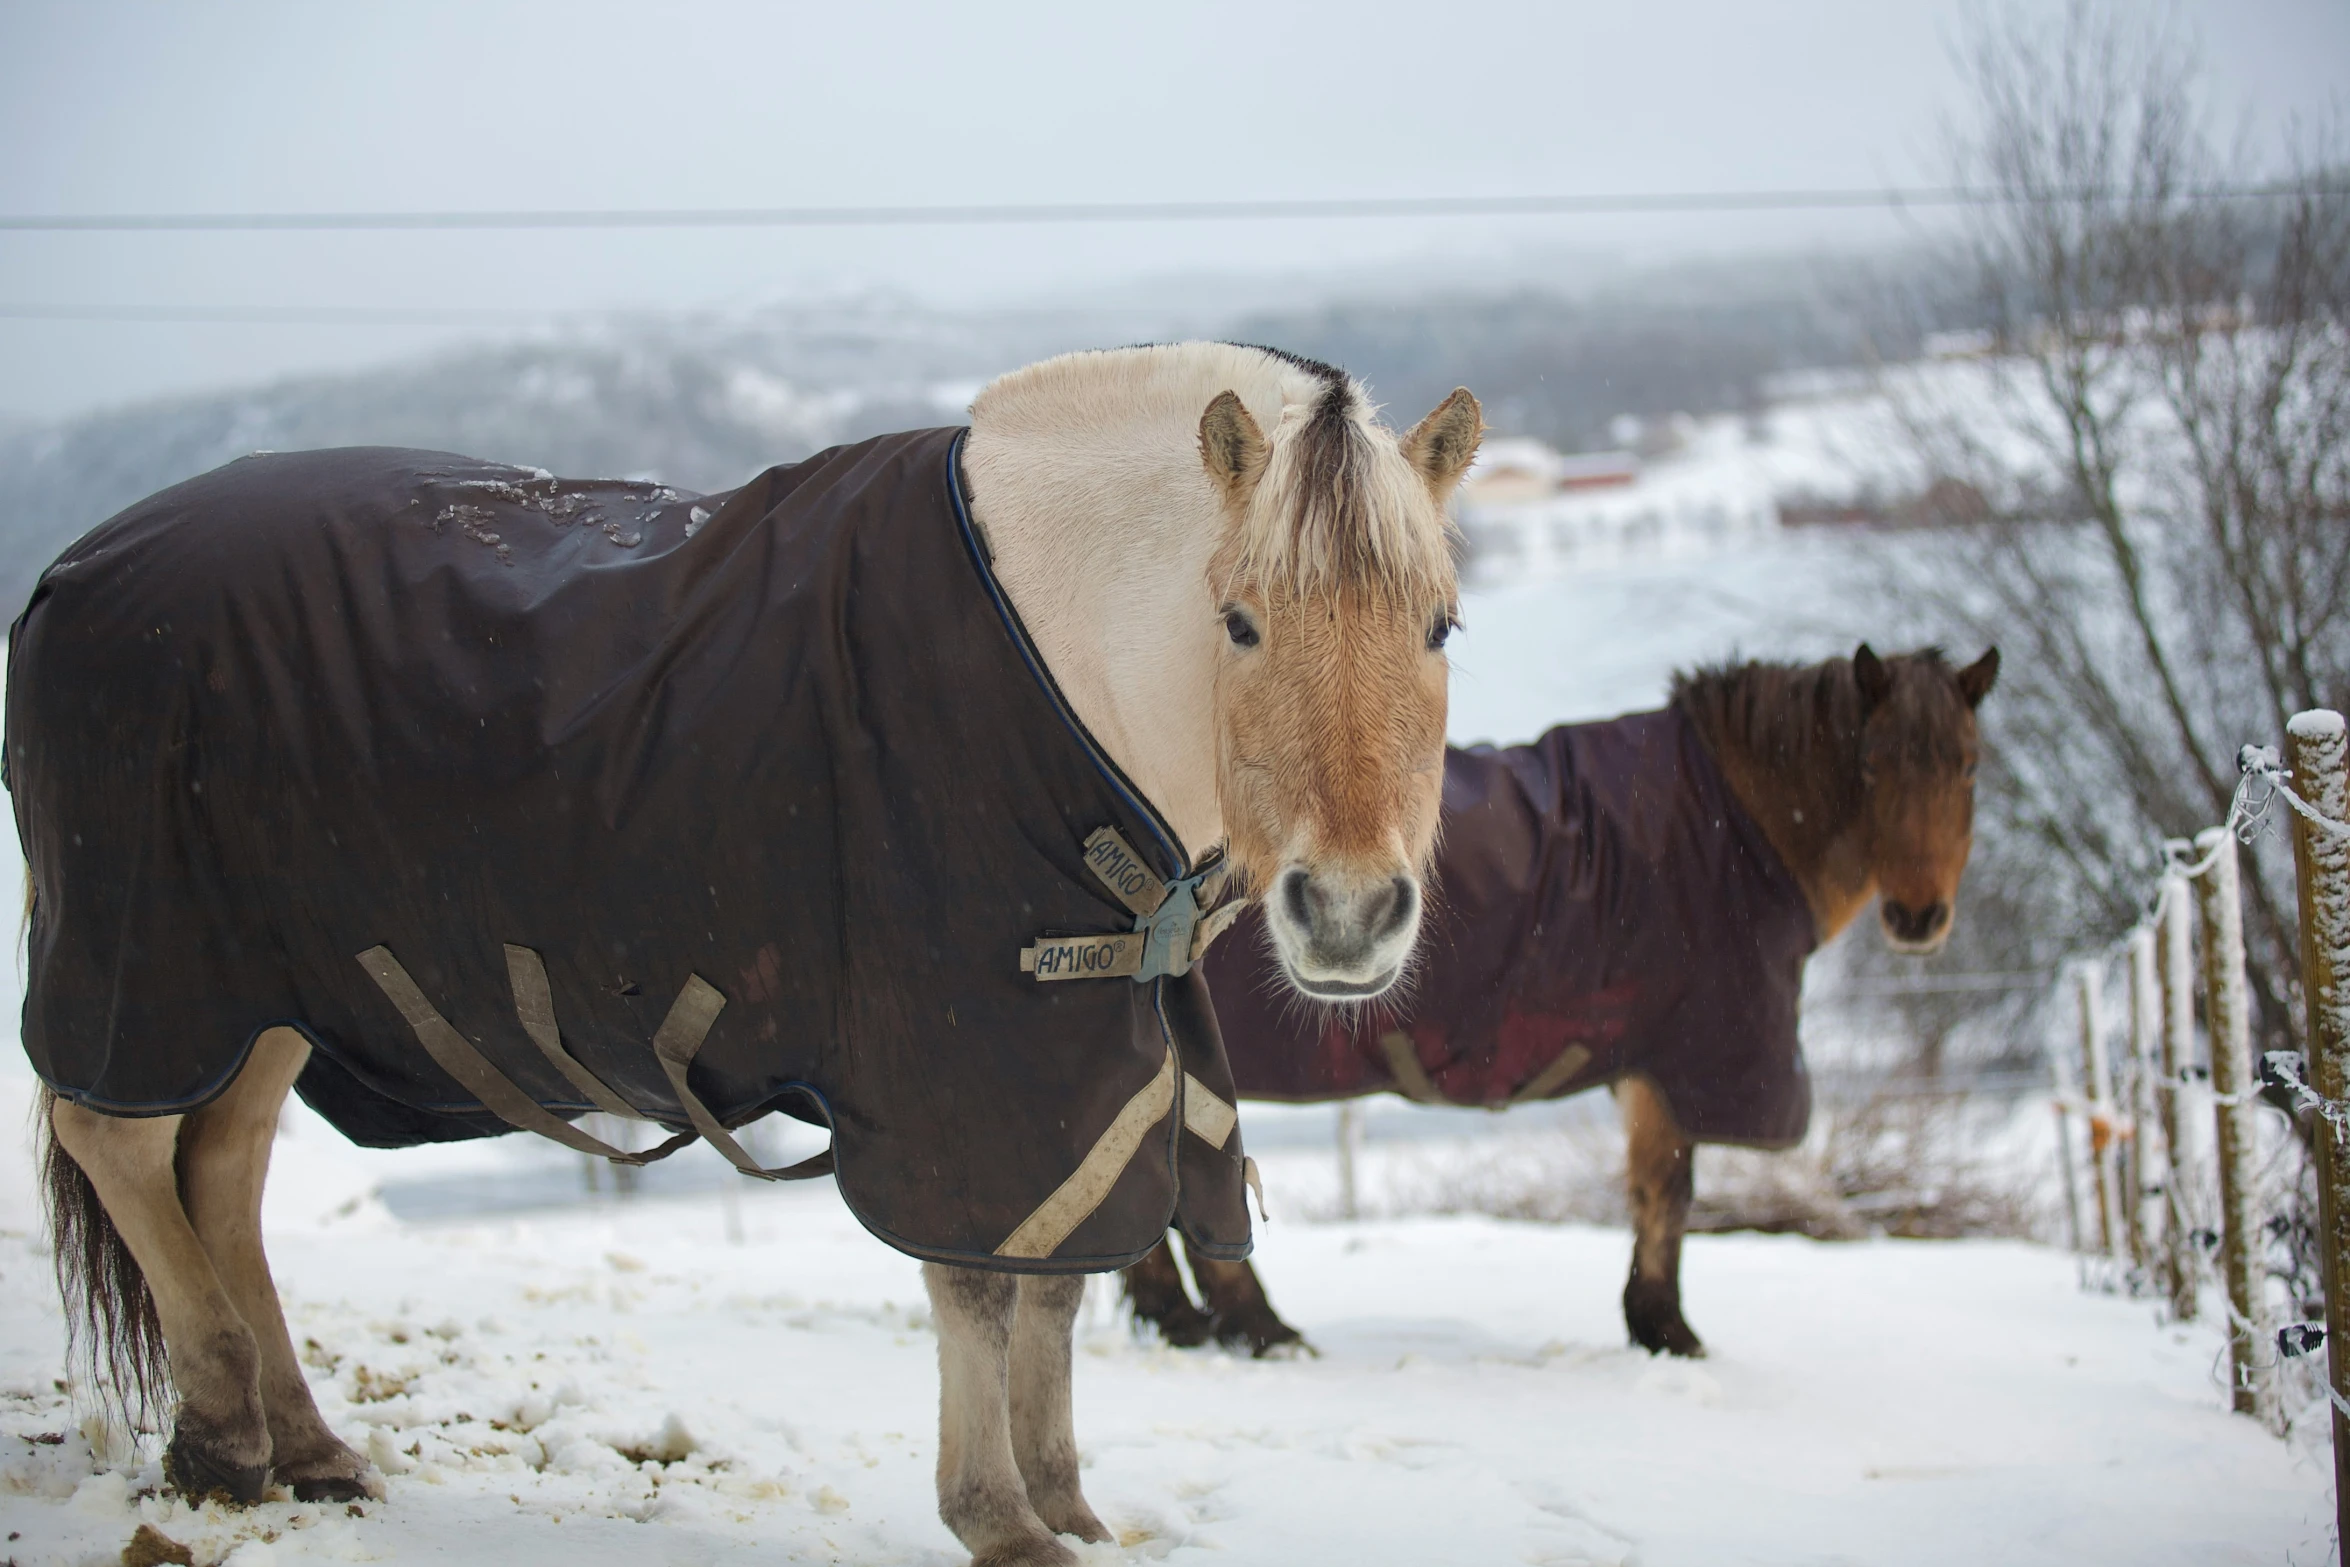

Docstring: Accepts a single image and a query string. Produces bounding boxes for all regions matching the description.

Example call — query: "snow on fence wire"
[2037,709,2350,1530]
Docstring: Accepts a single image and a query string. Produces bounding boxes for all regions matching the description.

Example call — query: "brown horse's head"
[1199,370,1480,1000]
[1852,643,1999,953]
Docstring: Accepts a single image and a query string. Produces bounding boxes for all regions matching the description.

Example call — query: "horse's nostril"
[1373,876,1418,940]
[1280,868,1313,930]
[1883,899,1950,942]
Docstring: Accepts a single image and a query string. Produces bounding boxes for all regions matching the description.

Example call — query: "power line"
[0,301,1154,327]
[0,183,2320,234]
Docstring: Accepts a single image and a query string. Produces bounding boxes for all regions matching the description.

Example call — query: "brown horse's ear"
[1400,388,1485,500]
[1199,391,1269,504]
[1957,646,2000,709]
[1853,643,1891,714]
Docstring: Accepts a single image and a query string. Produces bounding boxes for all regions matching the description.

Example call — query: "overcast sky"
[1,0,2342,421]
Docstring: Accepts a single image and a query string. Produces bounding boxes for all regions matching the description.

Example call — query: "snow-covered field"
[0,526,2331,1564]
[0,1065,2325,1566]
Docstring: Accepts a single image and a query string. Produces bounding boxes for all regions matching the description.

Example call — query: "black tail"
[37,1090,168,1423]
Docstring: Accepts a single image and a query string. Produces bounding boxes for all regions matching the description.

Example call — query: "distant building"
[1454,431,1775,583]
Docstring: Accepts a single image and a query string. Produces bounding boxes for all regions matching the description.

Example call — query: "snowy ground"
[0,1058,2327,1566]
[0,528,2331,1564]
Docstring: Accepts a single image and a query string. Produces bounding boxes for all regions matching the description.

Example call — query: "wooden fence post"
[2128,927,2163,1281]
[2285,709,2350,1501]
[2157,874,2199,1322]
[2078,964,2127,1268]
[1335,1102,1363,1221]
[2050,1018,2088,1265]
[2194,825,2280,1429]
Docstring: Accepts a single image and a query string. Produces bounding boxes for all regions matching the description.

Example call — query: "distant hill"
[0,249,1968,619]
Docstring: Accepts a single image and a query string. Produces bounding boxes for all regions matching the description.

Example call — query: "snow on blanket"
[0,1061,2326,1567]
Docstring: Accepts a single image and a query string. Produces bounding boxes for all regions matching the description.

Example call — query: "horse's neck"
[1680,675,1874,943]
[961,431,1225,860]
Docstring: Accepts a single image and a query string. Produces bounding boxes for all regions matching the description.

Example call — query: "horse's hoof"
[1212,1307,1306,1359]
[1133,1300,1216,1349]
[1032,1497,1110,1544]
[278,1439,386,1503]
[163,1435,270,1506]
[290,1469,384,1503]
[971,1532,1080,1567]
[1623,1279,1706,1358]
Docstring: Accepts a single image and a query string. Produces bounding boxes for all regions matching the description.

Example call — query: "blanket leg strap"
[1507,1045,1594,1106]
[356,946,692,1165]
[1377,1029,1448,1105]
[648,976,836,1183]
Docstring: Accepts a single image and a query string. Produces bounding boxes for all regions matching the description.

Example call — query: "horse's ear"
[1957,646,2000,709]
[1853,643,1891,714]
[1199,391,1269,503]
[1400,388,1485,500]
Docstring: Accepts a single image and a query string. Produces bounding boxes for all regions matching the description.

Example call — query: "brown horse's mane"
[1668,647,1973,937]
[1669,647,1967,775]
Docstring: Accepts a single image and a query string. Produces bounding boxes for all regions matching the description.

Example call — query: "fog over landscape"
[2,3,2346,1563]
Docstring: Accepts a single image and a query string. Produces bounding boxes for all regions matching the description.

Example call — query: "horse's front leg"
[1181,1239,1308,1358]
[1616,1075,1704,1357]
[1119,1236,1214,1347]
[178,1028,378,1501]
[47,1099,273,1501]
[1009,1274,1108,1543]
[924,1263,1076,1567]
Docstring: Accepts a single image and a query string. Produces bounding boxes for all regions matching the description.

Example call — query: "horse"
[1123,644,1998,1359]
[11,342,1484,1567]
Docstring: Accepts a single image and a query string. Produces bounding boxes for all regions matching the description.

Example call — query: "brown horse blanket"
[7,428,1252,1271]
[1203,709,1816,1146]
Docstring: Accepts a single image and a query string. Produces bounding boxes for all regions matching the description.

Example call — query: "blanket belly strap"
[355,945,832,1180]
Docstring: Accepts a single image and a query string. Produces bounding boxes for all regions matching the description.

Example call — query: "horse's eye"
[1223,609,1260,649]
[1428,614,1457,652]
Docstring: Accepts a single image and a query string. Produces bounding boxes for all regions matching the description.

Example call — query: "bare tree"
[1896,0,2348,1052]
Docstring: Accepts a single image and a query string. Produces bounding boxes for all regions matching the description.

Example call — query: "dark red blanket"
[8,431,1251,1270]
[1203,708,1816,1146]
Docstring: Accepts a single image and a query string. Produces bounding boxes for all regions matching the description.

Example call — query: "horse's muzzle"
[1880,897,1953,953]
[1265,864,1420,998]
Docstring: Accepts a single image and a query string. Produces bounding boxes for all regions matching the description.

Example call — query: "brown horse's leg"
[1119,1237,1214,1347]
[1618,1076,1704,1358]
[1007,1274,1107,1544]
[177,1028,378,1502]
[1181,1236,1308,1358]
[47,1099,273,1501]
[923,1262,1075,1567]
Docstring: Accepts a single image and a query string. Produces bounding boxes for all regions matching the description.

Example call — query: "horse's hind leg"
[1008,1274,1108,1544]
[47,1100,272,1501]
[178,1028,377,1501]
[1180,1237,1308,1358]
[924,1263,1075,1567]
[1617,1075,1704,1357]
[1119,1236,1214,1347]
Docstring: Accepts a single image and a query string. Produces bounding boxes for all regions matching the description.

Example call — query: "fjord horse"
[1127,644,1998,1359]
[23,343,1482,1567]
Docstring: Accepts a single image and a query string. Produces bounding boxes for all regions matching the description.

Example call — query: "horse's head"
[1198,375,1480,1000]
[1852,643,1999,953]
